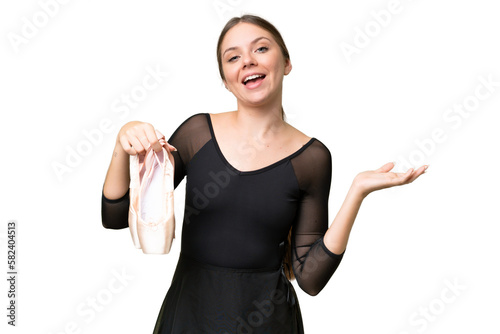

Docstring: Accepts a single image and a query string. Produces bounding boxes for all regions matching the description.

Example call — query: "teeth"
[244,74,264,83]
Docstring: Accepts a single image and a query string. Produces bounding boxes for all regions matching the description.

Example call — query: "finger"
[123,126,147,154]
[401,165,428,184]
[165,142,177,152]
[415,165,427,175]
[406,173,421,184]
[155,129,164,138]
[128,135,146,155]
[119,136,134,155]
[376,162,395,173]
[407,165,428,183]
[137,131,152,152]
[394,168,414,184]
[143,128,163,153]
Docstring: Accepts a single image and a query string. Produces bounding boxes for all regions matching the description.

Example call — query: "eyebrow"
[222,36,271,57]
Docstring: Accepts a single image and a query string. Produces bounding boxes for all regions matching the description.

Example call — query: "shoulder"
[300,139,332,170]
[291,137,332,191]
[168,113,210,141]
[309,138,331,156]
[285,123,330,157]
[174,113,209,131]
[182,112,209,125]
[291,134,332,177]
[207,111,234,130]
[208,111,233,120]
[285,122,311,146]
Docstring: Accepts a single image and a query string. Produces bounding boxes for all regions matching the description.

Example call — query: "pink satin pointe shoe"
[128,153,143,249]
[128,130,176,254]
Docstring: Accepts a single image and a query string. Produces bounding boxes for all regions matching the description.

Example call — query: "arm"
[322,182,363,255]
[291,141,344,296]
[323,162,428,255]
[291,144,428,296]
[103,121,168,200]
[101,121,176,229]
[100,114,209,229]
[102,140,131,200]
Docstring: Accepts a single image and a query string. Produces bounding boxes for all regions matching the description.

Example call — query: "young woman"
[101,14,427,333]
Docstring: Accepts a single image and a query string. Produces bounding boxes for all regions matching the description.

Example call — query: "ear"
[222,80,231,91]
[284,58,292,76]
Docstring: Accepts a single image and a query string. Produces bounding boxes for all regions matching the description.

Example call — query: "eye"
[227,55,239,63]
[256,46,268,53]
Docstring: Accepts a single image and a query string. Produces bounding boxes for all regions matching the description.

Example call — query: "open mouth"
[243,74,266,85]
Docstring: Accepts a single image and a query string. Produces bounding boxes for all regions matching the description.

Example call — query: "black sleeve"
[290,139,345,296]
[100,113,211,229]
[167,113,212,189]
[101,188,130,229]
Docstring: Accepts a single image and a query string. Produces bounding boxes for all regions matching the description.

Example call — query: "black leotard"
[101,113,344,333]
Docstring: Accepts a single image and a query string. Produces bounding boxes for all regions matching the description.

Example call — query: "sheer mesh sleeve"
[101,188,130,229]
[100,113,211,229]
[290,139,345,296]
[167,113,212,188]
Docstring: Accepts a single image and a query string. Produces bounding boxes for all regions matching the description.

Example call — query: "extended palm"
[354,162,427,198]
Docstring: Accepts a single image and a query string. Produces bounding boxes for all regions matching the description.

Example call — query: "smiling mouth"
[243,74,266,85]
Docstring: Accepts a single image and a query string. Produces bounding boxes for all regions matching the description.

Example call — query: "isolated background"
[1,0,499,333]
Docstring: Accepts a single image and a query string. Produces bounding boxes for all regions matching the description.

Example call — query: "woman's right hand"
[116,121,176,156]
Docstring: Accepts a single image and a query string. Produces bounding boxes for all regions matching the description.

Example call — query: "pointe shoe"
[128,152,144,249]
[128,130,176,254]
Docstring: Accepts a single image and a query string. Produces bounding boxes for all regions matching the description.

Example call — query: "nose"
[242,51,257,68]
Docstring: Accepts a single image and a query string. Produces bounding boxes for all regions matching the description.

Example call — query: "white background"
[1,0,499,333]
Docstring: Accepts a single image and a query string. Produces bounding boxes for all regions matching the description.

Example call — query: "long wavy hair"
[216,14,295,281]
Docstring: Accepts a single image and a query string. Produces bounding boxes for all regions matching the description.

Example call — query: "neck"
[234,103,285,139]
[232,89,286,138]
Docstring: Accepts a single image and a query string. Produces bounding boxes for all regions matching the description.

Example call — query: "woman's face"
[220,22,292,108]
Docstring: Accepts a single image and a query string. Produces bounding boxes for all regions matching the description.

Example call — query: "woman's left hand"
[353,162,428,198]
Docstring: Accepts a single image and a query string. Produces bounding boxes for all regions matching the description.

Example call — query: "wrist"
[114,138,126,152]
[350,177,369,200]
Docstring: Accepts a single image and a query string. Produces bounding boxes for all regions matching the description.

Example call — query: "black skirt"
[153,253,304,333]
